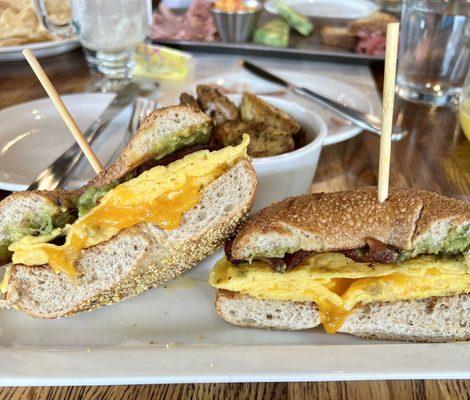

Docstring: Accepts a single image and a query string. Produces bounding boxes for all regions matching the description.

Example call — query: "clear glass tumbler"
[396,0,470,106]
[34,0,150,90]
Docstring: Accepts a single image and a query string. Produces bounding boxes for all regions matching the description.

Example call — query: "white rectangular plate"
[0,250,469,386]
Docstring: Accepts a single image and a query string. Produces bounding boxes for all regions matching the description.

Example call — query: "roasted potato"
[293,128,306,149]
[214,121,248,147]
[240,92,300,135]
[215,121,295,157]
[196,85,239,126]
[179,92,200,109]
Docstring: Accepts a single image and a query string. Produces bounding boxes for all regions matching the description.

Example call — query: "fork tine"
[133,97,157,131]
[105,97,158,167]
[139,99,157,128]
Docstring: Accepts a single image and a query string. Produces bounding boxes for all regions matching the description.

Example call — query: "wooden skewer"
[378,22,400,203]
[22,48,104,174]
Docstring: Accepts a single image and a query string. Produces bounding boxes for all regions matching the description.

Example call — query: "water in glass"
[397,0,470,106]
[71,0,150,81]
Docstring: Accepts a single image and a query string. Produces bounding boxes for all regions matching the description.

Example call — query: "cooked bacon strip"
[225,238,242,264]
[225,237,400,272]
[282,250,315,270]
[225,240,314,272]
[128,143,213,179]
[342,238,399,264]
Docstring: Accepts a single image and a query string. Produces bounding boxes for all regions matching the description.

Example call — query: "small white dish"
[0,93,132,191]
[180,70,372,145]
[227,94,327,212]
[0,38,80,62]
[264,0,378,19]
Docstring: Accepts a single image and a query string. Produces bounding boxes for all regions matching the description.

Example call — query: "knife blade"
[240,60,405,141]
[241,60,291,89]
[28,82,140,191]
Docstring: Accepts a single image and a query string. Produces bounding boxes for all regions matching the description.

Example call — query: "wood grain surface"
[0,380,469,400]
[0,49,468,400]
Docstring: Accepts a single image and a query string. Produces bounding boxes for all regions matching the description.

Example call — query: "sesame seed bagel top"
[230,186,470,260]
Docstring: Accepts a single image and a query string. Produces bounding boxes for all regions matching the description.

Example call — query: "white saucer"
[0,38,80,62]
[182,70,372,146]
[264,0,378,19]
[0,93,132,191]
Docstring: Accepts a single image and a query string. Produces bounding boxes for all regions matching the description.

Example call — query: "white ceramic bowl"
[228,95,328,212]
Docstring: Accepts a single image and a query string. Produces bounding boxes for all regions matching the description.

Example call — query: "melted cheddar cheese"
[209,253,470,333]
[9,136,249,277]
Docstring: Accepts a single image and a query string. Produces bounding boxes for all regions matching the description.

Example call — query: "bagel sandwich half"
[0,105,257,318]
[209,187,469,342]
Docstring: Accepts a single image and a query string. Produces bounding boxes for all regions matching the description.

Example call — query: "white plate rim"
[0,342,468,385]
[0,38,78,54]
[264,0,379,19]
[183,70,372,146]
[0,93,115,192]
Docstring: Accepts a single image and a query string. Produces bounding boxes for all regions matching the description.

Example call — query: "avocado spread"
[442,225,470,253]
[0,206,77,264]
[398,224,470,262]
[152,126,211,161]
[5,209,75,241]
[77,182,118,217]
[0,240,11,263]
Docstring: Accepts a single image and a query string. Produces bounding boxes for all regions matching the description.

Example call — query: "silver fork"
[105,96,158,168]
[59,96,158,186]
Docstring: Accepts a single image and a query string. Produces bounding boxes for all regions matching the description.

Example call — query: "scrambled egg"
[209,253,470,333]
[9,136,249,277]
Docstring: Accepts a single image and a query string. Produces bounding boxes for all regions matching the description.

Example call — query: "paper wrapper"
[133,44,194,82]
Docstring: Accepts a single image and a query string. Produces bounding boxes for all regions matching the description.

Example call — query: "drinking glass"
[34,0,151,90]
[396,0,470,106]
[460,69,470,140]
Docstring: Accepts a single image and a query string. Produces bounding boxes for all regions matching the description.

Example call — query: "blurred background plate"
[180,70,372,145]
[0,93,132,191]
[154,38,384,64]
[264,0,379,19]
[0,38,80,62]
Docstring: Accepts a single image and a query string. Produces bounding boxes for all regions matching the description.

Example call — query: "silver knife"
[28,82,140,191]
[240,60,405,141]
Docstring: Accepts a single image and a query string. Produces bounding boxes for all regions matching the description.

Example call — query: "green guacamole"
[152,125,211,161]
[76,182,118,217]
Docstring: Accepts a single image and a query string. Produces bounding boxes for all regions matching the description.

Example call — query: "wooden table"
[0,49,469,400]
